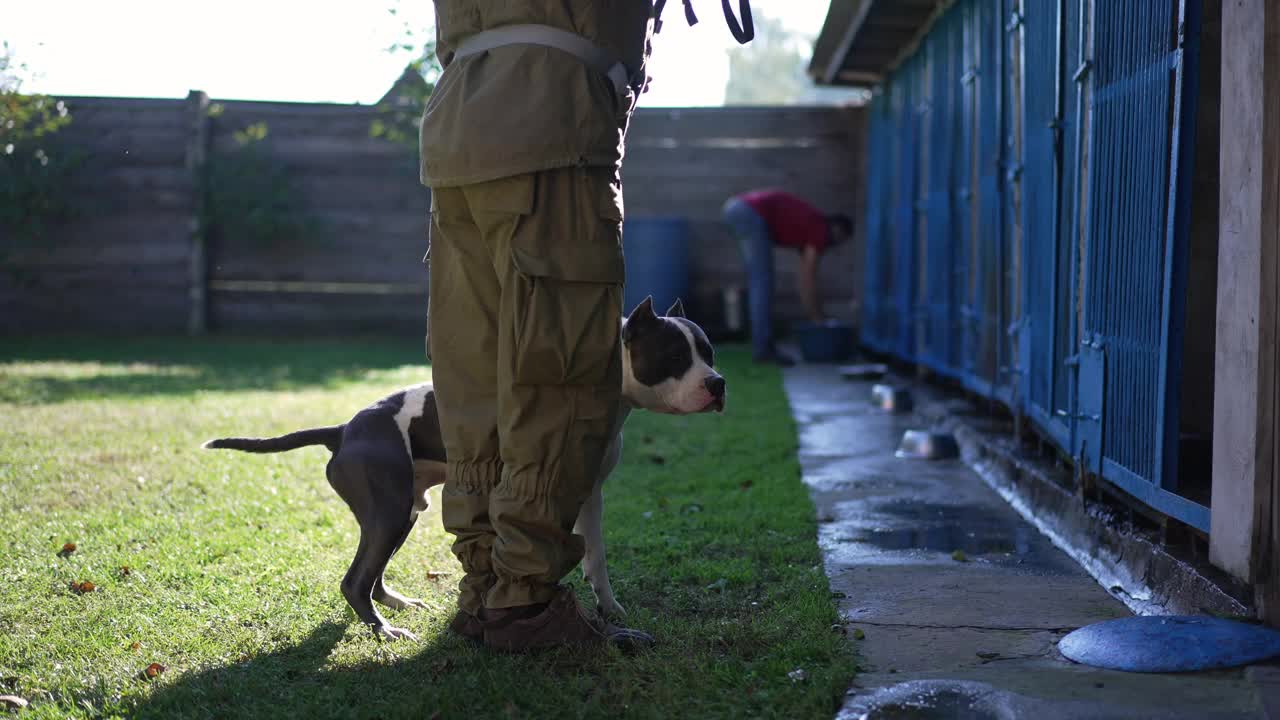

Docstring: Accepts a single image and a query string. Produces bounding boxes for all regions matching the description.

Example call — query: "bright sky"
[0,0,833,106]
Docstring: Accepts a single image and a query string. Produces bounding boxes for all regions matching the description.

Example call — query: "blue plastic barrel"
[622,217,690,317]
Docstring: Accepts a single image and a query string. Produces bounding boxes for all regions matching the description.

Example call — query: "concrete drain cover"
[1058,615,1280,672]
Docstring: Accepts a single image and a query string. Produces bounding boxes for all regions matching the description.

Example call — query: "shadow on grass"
[132,622,460,720]
[0,335,427,405]
[132,620,607,720]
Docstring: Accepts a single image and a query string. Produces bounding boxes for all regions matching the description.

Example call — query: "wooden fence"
[1,95,863,337]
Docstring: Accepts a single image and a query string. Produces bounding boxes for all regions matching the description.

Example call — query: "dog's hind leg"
[328,451,419,641]
[342,522,417,641]
[575,480,625,619]
[372,518,427,611]
[373,460,446,612]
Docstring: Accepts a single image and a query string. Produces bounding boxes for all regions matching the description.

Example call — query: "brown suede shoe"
[448,609,484,644]
[482,587,654,653]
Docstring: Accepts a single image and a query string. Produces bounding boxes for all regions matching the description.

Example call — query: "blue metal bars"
[858,0,1207,531]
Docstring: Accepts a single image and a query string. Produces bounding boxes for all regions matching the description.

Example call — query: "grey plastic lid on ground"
[1058,615,1280,672]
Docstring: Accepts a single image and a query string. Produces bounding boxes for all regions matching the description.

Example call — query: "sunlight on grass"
[0,336,855,719]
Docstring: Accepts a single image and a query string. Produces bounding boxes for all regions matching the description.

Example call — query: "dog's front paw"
[597,597,627,620]
[373,624,419,642]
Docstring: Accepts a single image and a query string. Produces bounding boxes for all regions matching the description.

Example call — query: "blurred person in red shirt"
[722,189,853,365]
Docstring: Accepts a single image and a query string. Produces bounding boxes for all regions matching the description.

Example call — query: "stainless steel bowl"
[870,384,914,413]
[894,429,960,460]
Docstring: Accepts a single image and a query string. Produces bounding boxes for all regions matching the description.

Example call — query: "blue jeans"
[722,197,775,358]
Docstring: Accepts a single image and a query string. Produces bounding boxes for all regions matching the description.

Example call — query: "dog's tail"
[202,425,344,454]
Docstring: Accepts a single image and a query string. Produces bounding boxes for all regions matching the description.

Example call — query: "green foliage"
[724,13,868,107]
[724,13,810,105]
[370,4,443,153]
[202,116,322,250]
[0,43,81,245]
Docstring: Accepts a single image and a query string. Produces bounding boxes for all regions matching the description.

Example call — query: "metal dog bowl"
[895,429,960,460]
[870,384,914,413]
[840,363,888,381]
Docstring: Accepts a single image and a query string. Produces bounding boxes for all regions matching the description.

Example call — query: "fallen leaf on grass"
[141,663,166,680]
[69,580,96,594]
[426,571,449,582]
[129,642,141,652]
[787,668,808,683]
[58,542,77,557]
[119,566,131,577]
[0,695,28,711]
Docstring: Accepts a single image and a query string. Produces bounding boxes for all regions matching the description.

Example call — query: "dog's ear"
[624,296,658,343]
[665,298,686,318]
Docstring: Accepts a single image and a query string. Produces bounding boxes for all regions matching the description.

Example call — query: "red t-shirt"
[740,189,828,252]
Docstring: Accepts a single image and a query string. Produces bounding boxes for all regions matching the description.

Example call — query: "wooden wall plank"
[9,97,865,337]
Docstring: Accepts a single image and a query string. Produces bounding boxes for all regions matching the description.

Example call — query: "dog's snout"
[704,375,726,397]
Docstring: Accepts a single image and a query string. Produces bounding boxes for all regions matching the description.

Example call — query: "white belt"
[453,23,638,99]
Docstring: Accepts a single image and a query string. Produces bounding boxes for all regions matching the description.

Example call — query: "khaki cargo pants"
[427,166,625,613]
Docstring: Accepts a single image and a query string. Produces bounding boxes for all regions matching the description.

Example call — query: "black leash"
[653,0,754,43]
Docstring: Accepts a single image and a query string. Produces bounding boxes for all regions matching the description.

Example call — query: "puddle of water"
[846,525,1022,556]
[855,681,1003,717]
[855,685,1008,720]
[799,418,907,458]
[841,502,1033,556]
[818,499,1079,573]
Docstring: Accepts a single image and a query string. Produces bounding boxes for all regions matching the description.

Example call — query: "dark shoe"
[482,587,654,653]
[448,609,484,644]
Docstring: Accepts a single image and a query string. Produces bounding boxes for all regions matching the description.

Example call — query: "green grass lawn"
[0,336,855,719]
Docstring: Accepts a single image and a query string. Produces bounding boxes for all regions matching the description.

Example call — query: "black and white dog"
[203,297,726,641]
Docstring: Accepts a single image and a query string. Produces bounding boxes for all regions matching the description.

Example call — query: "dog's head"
[622,296,726,414]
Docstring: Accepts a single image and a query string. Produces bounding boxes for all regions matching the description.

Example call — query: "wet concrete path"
[783,364,1261,719]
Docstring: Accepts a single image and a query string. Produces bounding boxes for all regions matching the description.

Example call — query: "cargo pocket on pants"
[509,169,625,389]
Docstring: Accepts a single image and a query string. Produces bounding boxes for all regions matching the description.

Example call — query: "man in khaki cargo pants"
[419,3,655,651]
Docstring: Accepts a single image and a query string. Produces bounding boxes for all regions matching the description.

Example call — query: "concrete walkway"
[783,364,1262,719]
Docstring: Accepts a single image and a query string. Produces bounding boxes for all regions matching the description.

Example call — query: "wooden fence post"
[1210,0,1280,620]
[185,90,211,336]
